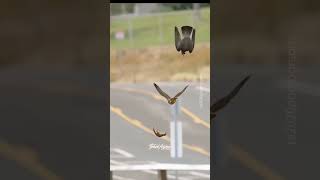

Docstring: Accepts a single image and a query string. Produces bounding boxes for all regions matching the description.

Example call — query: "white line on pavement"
[111,148,135,158]
[113,175,135,180]
[189,171,210,178]
[110,160,124,165]
[111,160,210,180]
[110,160,159,177]
[196,86,210,93]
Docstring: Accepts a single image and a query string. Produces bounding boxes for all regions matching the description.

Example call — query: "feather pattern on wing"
[174,85,189,98]
[154,83,171,100]
[191,29,195,51]
[175,26,181,51]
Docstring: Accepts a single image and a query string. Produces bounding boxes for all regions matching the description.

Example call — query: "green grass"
[110,7,210,49]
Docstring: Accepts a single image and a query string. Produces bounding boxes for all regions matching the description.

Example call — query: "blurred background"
[212,0,320,179]
[0,0,107,179]
[110,3,211,180]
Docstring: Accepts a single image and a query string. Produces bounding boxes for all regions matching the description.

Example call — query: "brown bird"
[153,128,166,137]
[211,75,251,120]
[175,26,195,55]
[154,83,188,105]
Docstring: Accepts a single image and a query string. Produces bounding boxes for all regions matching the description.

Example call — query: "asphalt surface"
[110,81,211,180]
[0,64,318,180]
[110,64,319,180]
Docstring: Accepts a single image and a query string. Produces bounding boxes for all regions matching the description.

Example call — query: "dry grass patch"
[110,43,210,82]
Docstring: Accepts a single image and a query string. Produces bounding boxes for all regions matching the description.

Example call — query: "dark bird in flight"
[175,26,195,55]
[154,83,188,105]
[153,128,166,137]
[211,75,251,120]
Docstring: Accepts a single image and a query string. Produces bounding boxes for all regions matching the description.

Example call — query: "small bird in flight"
[175,26,196,55]
[211,75,251,120]
[154,83,188,105]
[153,128,166,137]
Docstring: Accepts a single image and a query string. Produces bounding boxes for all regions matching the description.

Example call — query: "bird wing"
[211,75,251,114]
[175,26,181,51]
[188,28,196,53]
[181,26,193,38]
[153,128,166,137]
[154,83,171,100]
[174,85,189,98]
[191,28,195,51]
[153,128,158,136]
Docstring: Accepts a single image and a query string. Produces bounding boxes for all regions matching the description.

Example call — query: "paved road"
[0,64,318,180]
[109,63,320,180]
[110,81,211,180]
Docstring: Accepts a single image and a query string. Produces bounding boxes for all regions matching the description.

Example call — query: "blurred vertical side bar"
[0,0,109,179]
[170,121,176,158]
[210,0,215,178]
[177,121,183,158]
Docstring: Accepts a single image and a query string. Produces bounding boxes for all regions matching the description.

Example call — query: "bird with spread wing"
[153,83,188,105]
[211,75,251,120]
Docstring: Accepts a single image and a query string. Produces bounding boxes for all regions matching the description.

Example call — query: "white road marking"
[111,160,210,180]
[189,171,210,178]
[122,161,158,165]
[111,159,136,180]
[167,171,193,180]
[110,160,125,165]
[196,86,210,93]
[177,176,199,180]
[168,176,191,180]
[111,148,135,158]
[118,161,159,175]
[113,175,135,180]
[166,174,178,179]
[111,164,210,171]
[111,160,195,179]
[148,161,159,164]
[110,160,159,177]
[143,169,158,175]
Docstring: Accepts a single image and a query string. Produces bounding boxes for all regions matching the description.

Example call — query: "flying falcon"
[153,128,166,137]
[154,83,188,105]
[211,75,251,120]
[175,26,196,55]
